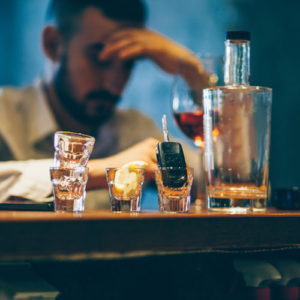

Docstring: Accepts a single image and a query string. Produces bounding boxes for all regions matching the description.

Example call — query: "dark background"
[0,0,299,189]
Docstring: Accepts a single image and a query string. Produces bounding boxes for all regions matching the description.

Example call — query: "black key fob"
[156,141,187,188]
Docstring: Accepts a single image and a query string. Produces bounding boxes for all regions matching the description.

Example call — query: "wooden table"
[0,208,300,262]
[1,208,300,299]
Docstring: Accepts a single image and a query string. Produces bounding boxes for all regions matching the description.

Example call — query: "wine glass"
[172,53,222,209]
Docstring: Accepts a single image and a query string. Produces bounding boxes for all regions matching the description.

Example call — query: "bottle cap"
[225,31,251,41]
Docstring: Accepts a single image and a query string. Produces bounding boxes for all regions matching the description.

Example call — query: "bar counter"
[1,208,300,262]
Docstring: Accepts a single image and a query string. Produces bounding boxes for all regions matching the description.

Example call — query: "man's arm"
[87,138,159,189]
[0,138,159,202]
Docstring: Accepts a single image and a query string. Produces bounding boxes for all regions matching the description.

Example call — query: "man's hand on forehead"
[98,28,204,76]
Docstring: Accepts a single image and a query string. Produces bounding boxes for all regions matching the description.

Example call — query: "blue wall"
[0,0,299,189]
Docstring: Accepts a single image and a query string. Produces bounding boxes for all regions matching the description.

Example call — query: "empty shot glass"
[155,167,193,213]
[50,167,89,212]
[54,131,95,168]
[106,167,145,212]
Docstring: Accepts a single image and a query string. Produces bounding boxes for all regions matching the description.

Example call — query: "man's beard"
[53,57,121,128]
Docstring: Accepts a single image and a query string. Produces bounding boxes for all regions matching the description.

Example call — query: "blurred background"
[0,0,299,190]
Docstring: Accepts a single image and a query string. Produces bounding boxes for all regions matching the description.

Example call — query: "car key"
[156,115,187,188]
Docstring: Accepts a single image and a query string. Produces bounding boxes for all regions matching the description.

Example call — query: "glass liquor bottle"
[203,31,272,212]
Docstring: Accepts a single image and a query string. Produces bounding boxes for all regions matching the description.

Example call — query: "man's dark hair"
[46,0,147,39]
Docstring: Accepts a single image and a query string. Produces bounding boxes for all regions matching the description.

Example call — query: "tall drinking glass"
[171,53,222,209]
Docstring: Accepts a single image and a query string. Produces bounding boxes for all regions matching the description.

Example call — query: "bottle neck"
[224,40,250,86]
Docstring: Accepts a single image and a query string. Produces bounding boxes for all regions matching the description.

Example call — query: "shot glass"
[106,167,145,212]
[54,131,95,168]
[50,167,89,212]
[155,167,193,213]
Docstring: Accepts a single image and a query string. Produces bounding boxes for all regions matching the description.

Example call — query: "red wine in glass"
[174,111,204,147]
[174,111,220,148]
